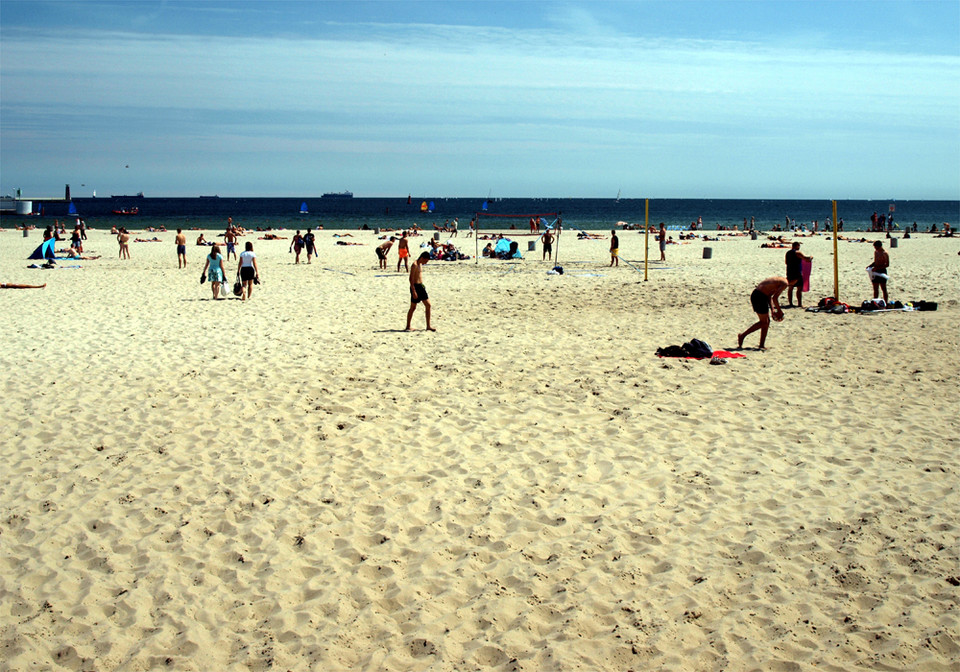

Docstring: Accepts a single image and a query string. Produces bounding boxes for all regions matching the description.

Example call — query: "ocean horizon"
[4,196,957,232]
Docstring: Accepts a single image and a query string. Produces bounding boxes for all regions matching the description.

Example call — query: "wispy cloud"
[2,15,957,197]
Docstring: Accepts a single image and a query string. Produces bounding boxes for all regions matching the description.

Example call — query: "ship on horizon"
[321,191,353,199]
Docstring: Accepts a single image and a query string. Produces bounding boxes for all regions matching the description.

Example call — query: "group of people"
[290,230,318,263]
[738,239,891,349]
[199,240,260,301]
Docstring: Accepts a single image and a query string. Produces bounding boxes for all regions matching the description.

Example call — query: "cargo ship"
[321,191,353,199]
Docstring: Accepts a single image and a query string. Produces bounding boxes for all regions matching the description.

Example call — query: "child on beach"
[405,252,435,332]
[610,230,619,267]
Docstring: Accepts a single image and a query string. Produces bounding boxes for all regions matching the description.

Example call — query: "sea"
[6,196,958,233]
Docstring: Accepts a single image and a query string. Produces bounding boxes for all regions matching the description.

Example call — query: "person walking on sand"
[175,228,187,268]
[377,237,395,270]
[397,231,410,272]
[868,240,890,303]
[737,276,789,350]
[291,230,304,264]
[405,252,435,331]
[785,241,812,307]
[238,241,259,301]
[659,222,667,261]
[224,226,238,260]
[541,229,554,261]
[609,230,619,267]
[304,230,317,264]
[201,243,227,299]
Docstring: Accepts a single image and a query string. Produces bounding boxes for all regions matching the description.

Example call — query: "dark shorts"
[177,244,186,255]
[750,288,769,315]
[873,268,887,284]
[410,283,428,303]
[240,266,256,282]
[376,248,386,260]
[787,272,802,285]
[543,243,552,253]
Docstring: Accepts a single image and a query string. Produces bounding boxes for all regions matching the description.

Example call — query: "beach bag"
[200,272,206,284]
[233,275,243,297]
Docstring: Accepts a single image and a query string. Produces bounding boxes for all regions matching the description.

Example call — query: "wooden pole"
[832,200,840,300]
[644,199,649,281]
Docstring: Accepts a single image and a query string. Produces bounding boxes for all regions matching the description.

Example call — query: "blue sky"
[2,1,958,199]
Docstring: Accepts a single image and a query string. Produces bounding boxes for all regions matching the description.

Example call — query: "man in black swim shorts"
[785,241,812,307]
[405,252,435,331]
[739,276,788,349]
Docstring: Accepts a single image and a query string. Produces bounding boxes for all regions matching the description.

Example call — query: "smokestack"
[65,184,71,200]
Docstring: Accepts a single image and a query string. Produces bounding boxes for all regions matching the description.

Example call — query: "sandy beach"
[1,225,957,671]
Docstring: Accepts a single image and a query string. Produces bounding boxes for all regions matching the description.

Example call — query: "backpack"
[682,339,713,358]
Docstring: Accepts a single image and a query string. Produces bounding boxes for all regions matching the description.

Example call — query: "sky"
[1,1,958,199]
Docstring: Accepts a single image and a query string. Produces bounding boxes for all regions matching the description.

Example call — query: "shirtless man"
[542,229,554,261]
[737,276,789,350]
[784,241,812,307]
[377,237,395,270]
[175,228,187,268]
[397,231,410,272]
[405,252,435,331]
[224,226,238,260]
[609,230,619,267]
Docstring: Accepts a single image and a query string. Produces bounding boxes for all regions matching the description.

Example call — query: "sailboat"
[616,189,621,203]
[299,201,309,214]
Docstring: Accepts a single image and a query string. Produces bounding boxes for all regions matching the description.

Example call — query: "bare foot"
[404,327,413,331]
[426,327,436,331]
[737,332,745,349]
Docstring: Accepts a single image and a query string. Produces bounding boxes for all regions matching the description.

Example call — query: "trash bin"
[703,247,713,259]
[890,238,898,248]
[433,232,440,241]
[527,240,536,251]
[23,229,29,238]
[750,230,758,240]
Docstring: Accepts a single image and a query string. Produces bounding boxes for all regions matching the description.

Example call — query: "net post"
[644,199,649,281]
[832,200,839,300]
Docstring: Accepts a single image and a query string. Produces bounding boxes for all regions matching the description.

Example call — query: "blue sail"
[68,201,78,215]
[299,201,308,213]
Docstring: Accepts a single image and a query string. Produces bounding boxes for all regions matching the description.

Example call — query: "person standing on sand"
[238,241,259,301]
[397,231,410,272]
[609,230,619,267]
[377,237,395,270]
[405,252,435,332]
[176,228,187,268]
[659,222,667,261]
[117,228,130,259]
[541,229,554,261]
[869,240,890,303]
[738,277,789,350]
[785,241,812,308]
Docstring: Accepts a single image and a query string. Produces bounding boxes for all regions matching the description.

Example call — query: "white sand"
[1,226,958,670]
